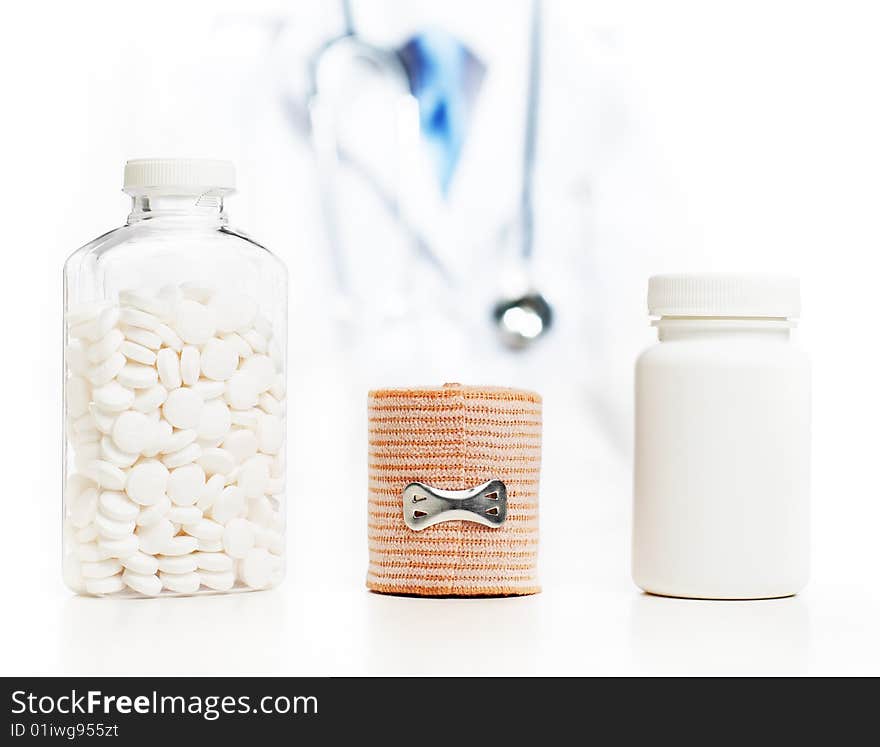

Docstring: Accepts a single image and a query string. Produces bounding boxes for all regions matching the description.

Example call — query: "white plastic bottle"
[632,274,811,599]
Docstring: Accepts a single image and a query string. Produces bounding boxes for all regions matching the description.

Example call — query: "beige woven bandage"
[367,384,542,596]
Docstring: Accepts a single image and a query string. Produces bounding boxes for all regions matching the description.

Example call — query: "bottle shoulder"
[64,220,286,272]
[637,336,810,372]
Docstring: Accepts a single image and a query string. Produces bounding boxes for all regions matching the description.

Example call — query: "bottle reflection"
[61,591,286,675]
[629,592,810,675]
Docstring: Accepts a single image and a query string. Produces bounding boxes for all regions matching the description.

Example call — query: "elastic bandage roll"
[367,384,542,596]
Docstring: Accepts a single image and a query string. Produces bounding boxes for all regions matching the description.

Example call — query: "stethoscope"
[307,0,552,348]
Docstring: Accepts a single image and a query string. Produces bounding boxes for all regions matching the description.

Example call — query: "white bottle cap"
[647,274,801,319]
[123,159,235,195]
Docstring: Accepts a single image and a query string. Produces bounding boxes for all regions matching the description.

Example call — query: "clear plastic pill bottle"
[63,159,287,597]
[632,274,810,600]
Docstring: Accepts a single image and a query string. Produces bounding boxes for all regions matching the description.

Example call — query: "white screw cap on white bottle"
[123,159,235,195]
[647,273,800,319]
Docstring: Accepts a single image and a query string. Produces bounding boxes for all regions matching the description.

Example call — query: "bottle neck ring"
[126,191,228,224]
[653,316,796,341]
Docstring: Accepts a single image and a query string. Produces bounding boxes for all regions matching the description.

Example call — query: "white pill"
[209,291,257,333]
[267,476,285,496]
[160,571,201,594]
[119,306,160,331]
[74,442,101,473]
[241,355,275,392]
[198,447,235,476]
[160,535,199,556]
[224,370,260,409]
[183,517,224,542]
[117,362,158,389]
[240,548,274,589]
[99,490,139,522]
[157,553,199,574]
[198,399,231,441]
[88,352,126,386]
[163,387,203,429]
[197,474,226,511]
[222,518,255,559]
[168,463,206,506]
[237,456,270,498]
[257,415,284,454]
[85,575,125,595]
[159,428,197,455]
[122,551,159,575]
[248,496,276,527]
[95,511,136,540]
[162,442,202,469]
[168,505,202,524]
[258,392,282,416]
[91,380,135,412]
[68,319,96,340]
[122,569,162,596]
[87,328,124,364]
[122,325,162,350]
[66,376,91,419]
[93,306,121,340]
[74,523,99,543]
[136,495,171,527]
[119,340,156,365]
[66,343,90,376]
[66,300,110,327]
[174,299,216,345]
[222,429,259,463]
[76,542,111,562]
[222,332,253,358]
[91,460,128,490]
[69,486,98,528]
[194,551,233,572]
[269,338,283,371]
[111,410,151,454]
[137,519,175,554]
[89,404,116,434]
[241,328,268,354]
[181,282,214,304]
[142,419,172,458]
[210,486,245,524]
[158,284,184,312]
[180,345,200,385]
[255,527,284,555]
[125,460,169,506]
[119,289,167,317]
[72,422,100,446]
[156,348,181,389]
[132,384,167,413]
[191,379,226,400]
[197,539,224,552]
[229,409,260,429]
[200,338,238,381]
[200,569,235,591]
[155,322,183,351]
[81,557,123,579]
[269,373,285,400]
[73,412,98,437]
[253,313,272,339]
[100,436,138,469]
[63,555,86,593]
[98,534,139,559]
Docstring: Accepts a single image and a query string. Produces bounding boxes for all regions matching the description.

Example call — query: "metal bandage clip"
[403,479,508,531]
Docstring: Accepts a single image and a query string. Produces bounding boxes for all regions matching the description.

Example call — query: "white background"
[1,0,879,675]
